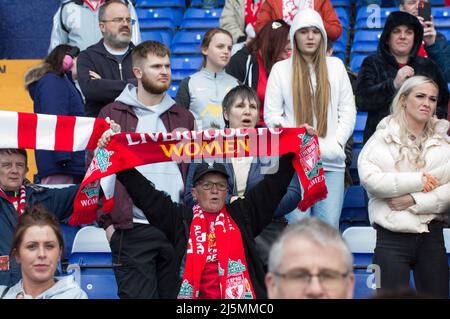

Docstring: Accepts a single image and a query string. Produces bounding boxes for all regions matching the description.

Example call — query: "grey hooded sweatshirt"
[115,84,185,223]
[0,276,87,299]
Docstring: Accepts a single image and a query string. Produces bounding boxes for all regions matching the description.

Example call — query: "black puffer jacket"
[355,11,449,144]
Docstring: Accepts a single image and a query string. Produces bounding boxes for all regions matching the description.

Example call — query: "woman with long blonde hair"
[264,9,356,228]
[358,75,450,298]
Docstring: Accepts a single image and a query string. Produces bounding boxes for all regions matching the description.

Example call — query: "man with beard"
[77,0,137,117]
[96,41,196,299]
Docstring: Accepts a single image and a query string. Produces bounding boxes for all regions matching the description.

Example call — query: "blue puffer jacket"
[28,73,85,180]
[0,184,79,287]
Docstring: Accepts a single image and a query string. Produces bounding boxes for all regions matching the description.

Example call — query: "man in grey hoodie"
[95,41,196,299]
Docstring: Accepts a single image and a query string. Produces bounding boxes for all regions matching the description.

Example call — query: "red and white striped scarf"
[0,185,26,215]
[0,110,108,151]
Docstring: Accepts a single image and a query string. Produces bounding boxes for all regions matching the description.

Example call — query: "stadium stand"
[339,185,369,232]
[67,226,118,299]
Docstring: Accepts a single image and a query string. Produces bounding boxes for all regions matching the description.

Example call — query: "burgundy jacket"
[95,100,196,230]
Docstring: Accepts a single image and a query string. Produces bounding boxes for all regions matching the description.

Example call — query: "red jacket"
[96,101,196,230]
[255,0,343,41]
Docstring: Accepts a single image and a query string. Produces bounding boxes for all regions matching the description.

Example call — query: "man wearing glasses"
[106,150,297,299]
[266,217,355,299]
[77,0,138,117]
[49,0,141,53]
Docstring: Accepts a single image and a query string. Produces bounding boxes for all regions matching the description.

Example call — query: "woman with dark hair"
[175,28,239,130]
[24,44,85,185]
[0,205,87,299]
[226,20,291,127]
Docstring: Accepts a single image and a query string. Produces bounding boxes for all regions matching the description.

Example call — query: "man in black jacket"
[77,0,136,117]
[355,11,448,144]
[114,154,296,299]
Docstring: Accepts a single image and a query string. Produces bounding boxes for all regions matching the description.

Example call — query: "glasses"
[196,181,228,191]
[273,270,349,290]
[101,17,136,25]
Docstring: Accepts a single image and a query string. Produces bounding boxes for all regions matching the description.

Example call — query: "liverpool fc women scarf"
[178,205,256,299]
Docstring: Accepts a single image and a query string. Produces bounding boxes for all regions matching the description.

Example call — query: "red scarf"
[70,127,327,225]
[178,205,255,299]
[0,185,26,216]
[244,0,262,28]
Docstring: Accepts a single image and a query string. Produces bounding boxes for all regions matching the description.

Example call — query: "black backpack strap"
[60,0,84,34]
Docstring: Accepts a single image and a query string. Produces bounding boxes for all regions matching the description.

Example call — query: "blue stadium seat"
[141,29,173,47]
[333,41,346,53]
[355,0,396,8]
[180,8,223,29]
[331,0,354,7]
[342,226,377,298]
[60,223,81,261]
[354,111,367,144]
[429,0,445,5]
[345,227,450,298]
[350,53,369,72]
[340,186,369,232]
[433,7,450,28]
[135,0,185,8]
[171,55,203,81]
[137,7,184,28]
[190,0,225,7]
[351,29,382,53]
[335,28,348,48]
[355,6,395,29]
[333,51,346,62]
[67,226,118,299]
[335,7,350,28]
[168,81,180,98]
[171,30,207,54]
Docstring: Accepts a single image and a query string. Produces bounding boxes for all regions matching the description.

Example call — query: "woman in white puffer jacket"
[358,75,450,298]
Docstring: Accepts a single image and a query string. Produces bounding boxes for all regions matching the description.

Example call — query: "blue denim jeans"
[285,170,345,229]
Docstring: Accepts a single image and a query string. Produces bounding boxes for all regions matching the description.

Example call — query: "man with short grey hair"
[265,217,355,299]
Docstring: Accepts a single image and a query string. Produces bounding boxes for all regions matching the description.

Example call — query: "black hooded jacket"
[355,11,449,144]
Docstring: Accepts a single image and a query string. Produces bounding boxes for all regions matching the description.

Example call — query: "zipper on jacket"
[118,63,123,80]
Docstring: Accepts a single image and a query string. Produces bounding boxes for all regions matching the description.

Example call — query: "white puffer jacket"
[358,116,450,233]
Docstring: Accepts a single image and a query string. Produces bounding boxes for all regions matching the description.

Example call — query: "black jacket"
[77,39,136,117]
[355,11,449,143]
[116,154,295,299]
[226,45,259,89]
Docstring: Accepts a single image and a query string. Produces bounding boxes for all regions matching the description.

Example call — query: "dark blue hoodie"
[28,72,85,180]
